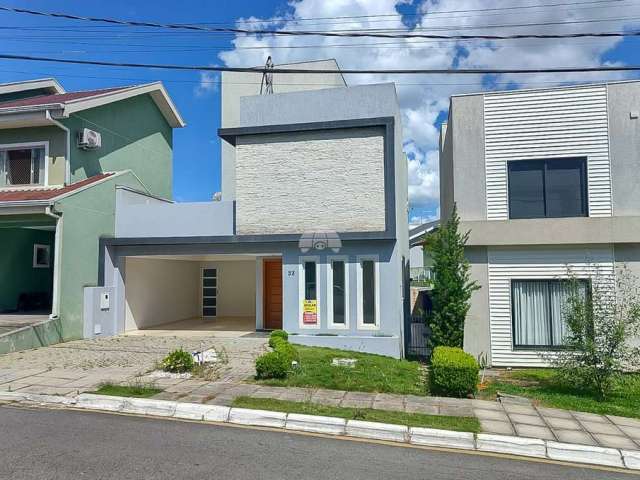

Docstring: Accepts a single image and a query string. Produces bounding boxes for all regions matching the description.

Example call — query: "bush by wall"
[256,330,297,380]
[429,346,479,398]
[161,348,194,373]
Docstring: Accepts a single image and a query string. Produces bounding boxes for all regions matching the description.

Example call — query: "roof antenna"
[260,56,274,95]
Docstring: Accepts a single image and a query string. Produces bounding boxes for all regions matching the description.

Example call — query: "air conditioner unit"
[77,128,102,150]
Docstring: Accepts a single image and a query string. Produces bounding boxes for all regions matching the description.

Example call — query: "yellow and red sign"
[303,300,318,324]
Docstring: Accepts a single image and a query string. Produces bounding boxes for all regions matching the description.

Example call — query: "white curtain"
[513,281,550,346]
[514,280,588,347]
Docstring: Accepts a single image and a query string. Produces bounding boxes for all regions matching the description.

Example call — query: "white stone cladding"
[235,127,386,235]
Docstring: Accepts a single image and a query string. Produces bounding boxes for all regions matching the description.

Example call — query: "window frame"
[32,243,51,269]
[356,255,380,330]
[510,278,590,351]
[298,256,321,329]
[327,255,349,330]
[0,141,49,187]
[507,157,588,220]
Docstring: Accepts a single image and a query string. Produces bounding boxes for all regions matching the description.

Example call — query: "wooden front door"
[263,259,283,330]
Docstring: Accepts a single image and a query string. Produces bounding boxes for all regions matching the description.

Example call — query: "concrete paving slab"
[405,403,439,415]
[573,411,609,423]
[474,408,509,421]
[593,434,639,450]
[537,407,574,419]
[502,404,538,415]
[608,415,640,429]
[554,429,597,446]
[471,399,503,410]
[580,420,624,436]
[619,425,640,441]
[372,400,405,411]
[514,423,556,440]
[544,416,582,430]
[153,392,187,401]
[508,413,546,426]
[479,419,515,435]
[17,385,76,395]
[439,406,474,417]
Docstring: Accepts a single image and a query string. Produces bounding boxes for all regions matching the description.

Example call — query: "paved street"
[0,405,631,480]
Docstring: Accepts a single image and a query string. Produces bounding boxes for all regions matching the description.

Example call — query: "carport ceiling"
[131,254,276,262]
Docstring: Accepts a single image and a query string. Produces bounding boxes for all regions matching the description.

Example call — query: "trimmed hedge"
[161,348,194,373]
[256,330,296,379]
[429,346,479,398]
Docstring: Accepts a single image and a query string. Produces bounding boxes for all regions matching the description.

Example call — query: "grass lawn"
[233,396,480,433]
[256,345,426,395]
[91,383,162,399]
[478,369,640,419]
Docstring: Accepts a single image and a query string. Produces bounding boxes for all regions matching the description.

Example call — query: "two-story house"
[92,60,410,358]
[439,80,640,367]
[0,78,184,353]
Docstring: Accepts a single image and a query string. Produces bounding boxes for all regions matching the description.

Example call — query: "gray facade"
[440,80,640,366]
[94,70,409,358]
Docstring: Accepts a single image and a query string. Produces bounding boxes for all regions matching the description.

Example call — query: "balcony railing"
[410,267,433,287]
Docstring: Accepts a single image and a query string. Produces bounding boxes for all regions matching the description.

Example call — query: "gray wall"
[608,82,640,216]
[115,187,234,238]
[439,120,454,222]
[463,246,492,364]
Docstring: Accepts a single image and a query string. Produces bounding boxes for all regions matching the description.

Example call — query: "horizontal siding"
[487,246,614,367]
[484,86,612,220]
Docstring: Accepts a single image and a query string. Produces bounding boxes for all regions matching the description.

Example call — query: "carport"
[121,253,283,335]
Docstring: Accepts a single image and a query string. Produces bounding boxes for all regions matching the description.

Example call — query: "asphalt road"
[0,404,633,480]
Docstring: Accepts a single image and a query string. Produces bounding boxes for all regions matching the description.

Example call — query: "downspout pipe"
[45,110,71,185]
[44,205,63,320]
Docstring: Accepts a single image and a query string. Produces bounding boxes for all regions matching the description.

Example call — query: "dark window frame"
[510,278,590,351]
[507,157,588,219]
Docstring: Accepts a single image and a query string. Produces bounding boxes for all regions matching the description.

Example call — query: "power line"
[1,5,640,40]
[1,52,640,75]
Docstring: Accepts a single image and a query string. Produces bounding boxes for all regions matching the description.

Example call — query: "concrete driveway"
[0,333,268,395]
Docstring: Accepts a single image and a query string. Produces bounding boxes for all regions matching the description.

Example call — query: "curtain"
[513,281,550,346]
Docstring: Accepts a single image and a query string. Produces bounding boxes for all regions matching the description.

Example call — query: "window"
[202,268,217,317]
[33,244,50,268]
[512,279,589,348]
[299,257,320,328]
[357,256,379,329]
[508,158,587,219]
[0,145,46,187]
[328,258,348,328]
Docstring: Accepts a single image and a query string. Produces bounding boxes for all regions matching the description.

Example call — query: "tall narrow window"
[358,258,378,328]
[202,268,217,318]
[0,146,45,186]
[512,279,588,348]
[304,261,317,301]
[331,260,346,326]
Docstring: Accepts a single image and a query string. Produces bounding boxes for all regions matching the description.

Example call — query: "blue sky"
[1,0,639,223]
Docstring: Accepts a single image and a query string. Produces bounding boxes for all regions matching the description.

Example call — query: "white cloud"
[194,70,219,97]
[218,0,640,218]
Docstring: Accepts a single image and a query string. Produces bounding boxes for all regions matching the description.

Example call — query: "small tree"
[425,204,479,350]
[553,266,640,401]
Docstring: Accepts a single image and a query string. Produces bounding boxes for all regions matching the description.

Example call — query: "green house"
[0,78,184,353]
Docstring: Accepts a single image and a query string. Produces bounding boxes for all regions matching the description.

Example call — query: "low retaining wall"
[0,317,63,355]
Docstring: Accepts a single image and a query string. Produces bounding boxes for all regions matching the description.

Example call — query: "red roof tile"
[0,86,131,109]
[0,173,114,202]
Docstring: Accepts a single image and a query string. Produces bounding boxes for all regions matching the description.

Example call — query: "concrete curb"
[9,393,639,471]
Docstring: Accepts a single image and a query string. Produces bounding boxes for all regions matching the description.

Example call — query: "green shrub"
[269,335,286,349]
[276,341,299,363]
[255,351,289,379]
[161,348,194,373]
[429,346,479,398]
[269,330,288,345]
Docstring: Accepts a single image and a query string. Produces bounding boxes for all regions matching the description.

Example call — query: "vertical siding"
[484,86,612,220]
[487,246,614,367]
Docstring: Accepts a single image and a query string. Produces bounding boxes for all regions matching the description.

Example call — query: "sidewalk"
[142,380,640,451]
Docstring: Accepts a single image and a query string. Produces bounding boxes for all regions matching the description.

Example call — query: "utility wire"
[1,5,640,40]
[1,52,640,74]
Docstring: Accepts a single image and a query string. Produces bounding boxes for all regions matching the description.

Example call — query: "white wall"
[483,85,612,220]
[204,260,256,317]
[487,245,615,367]
[124,258,200,330]
[235,128,386,235]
